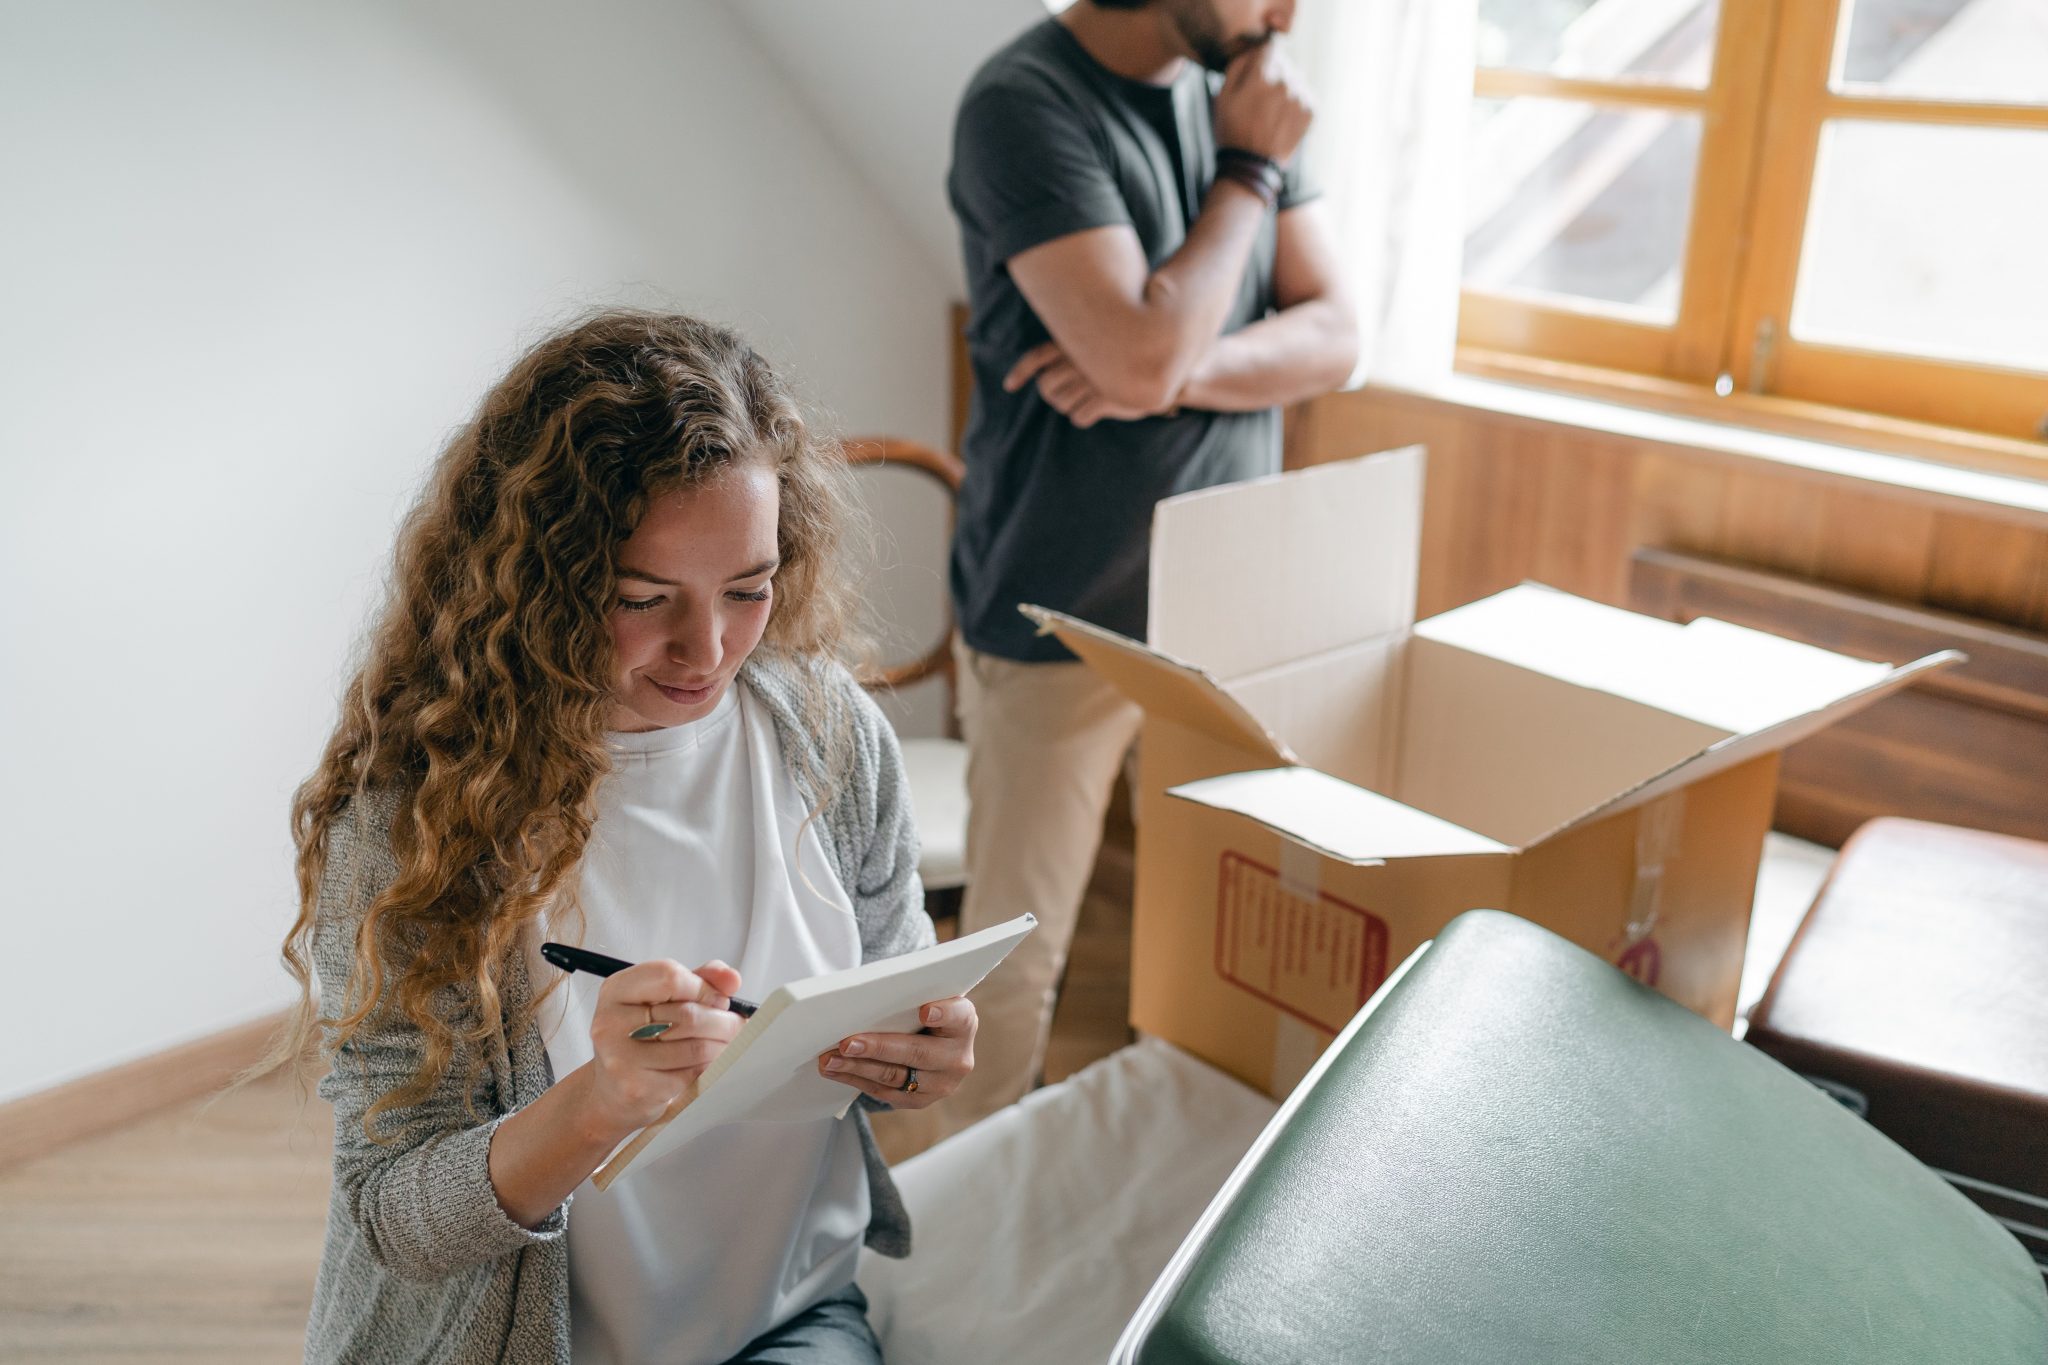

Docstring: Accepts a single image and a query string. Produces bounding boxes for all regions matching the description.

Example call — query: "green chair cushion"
[1128,909,2048,1364]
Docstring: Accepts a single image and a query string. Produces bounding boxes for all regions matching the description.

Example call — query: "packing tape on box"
[1277,839,1322,905]
[1627,790,1686,946]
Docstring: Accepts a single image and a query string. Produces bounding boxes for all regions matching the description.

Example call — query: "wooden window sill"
[1422,352,2048,527]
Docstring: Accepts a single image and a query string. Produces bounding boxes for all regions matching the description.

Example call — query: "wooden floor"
[0,1068,337,1361]
[0,842,1136,1362]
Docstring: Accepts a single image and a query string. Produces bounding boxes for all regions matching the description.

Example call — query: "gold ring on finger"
[631,1004,672,1041]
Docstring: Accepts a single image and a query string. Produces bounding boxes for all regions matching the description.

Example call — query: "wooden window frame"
[1462,0,2048,453]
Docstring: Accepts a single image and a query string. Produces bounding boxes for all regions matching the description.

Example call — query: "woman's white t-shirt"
[526,685,869,1365]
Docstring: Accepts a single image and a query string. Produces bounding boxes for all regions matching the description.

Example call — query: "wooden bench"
[1747,818,2048,1284]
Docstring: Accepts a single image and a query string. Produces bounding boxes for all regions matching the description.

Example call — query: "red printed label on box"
[1215,851,1389,1035]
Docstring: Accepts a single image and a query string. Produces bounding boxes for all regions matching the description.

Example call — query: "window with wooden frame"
[1461,0,2048,450]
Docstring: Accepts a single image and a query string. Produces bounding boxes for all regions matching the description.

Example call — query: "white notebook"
[592,913,1036,1189]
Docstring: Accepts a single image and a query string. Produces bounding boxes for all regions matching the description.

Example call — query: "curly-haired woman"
[271,311,971,1364]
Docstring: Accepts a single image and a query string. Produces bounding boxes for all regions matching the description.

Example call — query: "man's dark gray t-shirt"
[948,19,1315,663]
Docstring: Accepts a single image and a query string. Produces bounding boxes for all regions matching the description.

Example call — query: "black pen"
[540,942,759,1017]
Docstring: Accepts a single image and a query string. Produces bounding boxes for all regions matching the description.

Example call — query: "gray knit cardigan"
[303,655,934,1365]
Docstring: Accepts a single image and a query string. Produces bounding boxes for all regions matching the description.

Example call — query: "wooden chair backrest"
[842,436,966,692]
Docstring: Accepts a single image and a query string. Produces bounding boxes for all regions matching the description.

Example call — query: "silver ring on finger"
[901,1066,919,1094]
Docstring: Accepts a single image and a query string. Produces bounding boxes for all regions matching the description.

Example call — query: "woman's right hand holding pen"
[488,957,747,1229]
[586,959,746,1136]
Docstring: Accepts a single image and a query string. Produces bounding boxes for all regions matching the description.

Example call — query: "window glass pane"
[1477,0,1721,85]
[1465,98,1701,321]
[1793,120,2048,372]
[1839,0,2048,106]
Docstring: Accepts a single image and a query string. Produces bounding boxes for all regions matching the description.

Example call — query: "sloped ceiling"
[722,0,1049,297]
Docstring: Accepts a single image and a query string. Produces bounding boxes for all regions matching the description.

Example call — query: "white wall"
[725,0,1050,296]
[0,0,954,1102]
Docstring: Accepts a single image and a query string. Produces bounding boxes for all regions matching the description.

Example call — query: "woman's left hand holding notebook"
[815,994,979,1109]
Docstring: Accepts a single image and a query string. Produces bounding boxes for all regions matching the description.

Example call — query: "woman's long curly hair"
[262,310,862,1137]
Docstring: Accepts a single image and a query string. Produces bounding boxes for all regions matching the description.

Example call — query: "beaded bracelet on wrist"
[1214,146,1284,208]
[1215,163,1281,208]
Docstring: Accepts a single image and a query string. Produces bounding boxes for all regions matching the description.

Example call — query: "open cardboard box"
[1026,447,1959,1097]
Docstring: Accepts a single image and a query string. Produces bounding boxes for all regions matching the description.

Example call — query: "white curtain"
[1289,0,1476,389]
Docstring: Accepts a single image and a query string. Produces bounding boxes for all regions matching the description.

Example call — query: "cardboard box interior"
[1026,446,1959,1095]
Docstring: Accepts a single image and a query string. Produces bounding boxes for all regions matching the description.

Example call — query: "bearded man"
[929,0,1359,1139]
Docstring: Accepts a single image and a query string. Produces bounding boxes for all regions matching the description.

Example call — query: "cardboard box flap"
[1530,648,1963,844]
[1226,635,1408,795]
[1170,766,1511,865]
[1416,584,1916,734]
[1395,635,1729,849]
[1149,446,1423,682]
[1023,605,1296,766]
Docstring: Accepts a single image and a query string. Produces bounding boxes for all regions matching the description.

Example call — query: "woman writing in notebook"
[276,312,974,1364]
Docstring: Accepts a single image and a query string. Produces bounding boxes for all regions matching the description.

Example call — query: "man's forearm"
[1110,180,1273,409]
[1173,298,1359,412]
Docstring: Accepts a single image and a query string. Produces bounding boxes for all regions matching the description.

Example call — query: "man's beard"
[1170,0,1271,72]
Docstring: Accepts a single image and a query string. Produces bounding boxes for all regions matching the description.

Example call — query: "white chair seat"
[859,1039,1277,1364]
[899,736,969,892]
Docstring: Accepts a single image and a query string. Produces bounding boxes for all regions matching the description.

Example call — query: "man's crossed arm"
[1005,196,1359,429]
